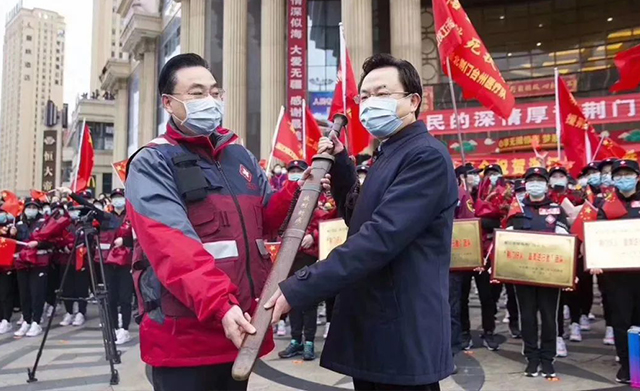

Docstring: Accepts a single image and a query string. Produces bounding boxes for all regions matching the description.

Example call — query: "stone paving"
[0,290,633,391]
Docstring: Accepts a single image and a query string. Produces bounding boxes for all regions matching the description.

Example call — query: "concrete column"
[189,0,206,56]
[180,0,191,52]
[138,41,158,146]
[390,0,422,74]
[341,0,373,72]
[113,83,129,161]
[260,0,286,159]
[222,0,248,141]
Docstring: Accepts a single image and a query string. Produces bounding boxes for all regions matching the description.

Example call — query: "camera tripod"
[27,210,120,385]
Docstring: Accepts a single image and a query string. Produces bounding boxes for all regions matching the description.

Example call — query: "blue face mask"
[526,181,548,198]
[614,177,638,193]
[601,173,613,187]
[489,175,502,186]
[0,214,7,224]
[359,97,409,139]
[169,96,224,136]
[587,173,601,187]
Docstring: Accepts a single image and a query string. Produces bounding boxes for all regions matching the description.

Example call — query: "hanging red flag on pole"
[433,0,515,119]
[71,124,95,192]
[1,190,22,217]
[304,106,323,164]
[329,25,371,156]
[0,237,17,267]
[273,112,304,163]
[610,44,640,94]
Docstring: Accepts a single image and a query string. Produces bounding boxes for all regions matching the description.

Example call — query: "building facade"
[94,0,639,178]
[0,5,65,195]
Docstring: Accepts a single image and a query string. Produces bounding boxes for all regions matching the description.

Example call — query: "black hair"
[158,53,210,95]
[358,53,423,117]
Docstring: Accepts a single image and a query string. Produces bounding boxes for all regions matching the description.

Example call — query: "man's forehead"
[360,67,402,91]
[174,66,216,88]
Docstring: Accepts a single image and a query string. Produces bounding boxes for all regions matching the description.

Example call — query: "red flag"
[433,0,515,119]
[602,191,628,220]
[273,112,304,163]
[265,241,281,263]
[571,201,597,242]
[329,49,371,155]
[506,197,524,221]
[1,190,22,217]
[304,106,323,164]
[0,237,17,267]
[584,185,595,205]
[456,186,475,219]
[610,44,640,94]
[599,137,627,159]
[30,189,49,203]
[72,125,95,192]
[76,246,86,271]
[112,160,128,187]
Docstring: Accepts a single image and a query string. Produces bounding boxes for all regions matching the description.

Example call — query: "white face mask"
[549,177,568,188]
[526,181,548,198]
[168,95,224,136]
[24,209,38,219]
[273,167,282,175]
[288,173,303,182]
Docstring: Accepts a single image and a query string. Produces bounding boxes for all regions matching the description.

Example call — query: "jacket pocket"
[187,199,221,240]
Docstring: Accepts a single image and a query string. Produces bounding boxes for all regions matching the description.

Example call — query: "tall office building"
[0,4,65,194]
[90,0,126,92]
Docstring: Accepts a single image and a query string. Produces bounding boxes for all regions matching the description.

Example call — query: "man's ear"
[161,95,173,114]
[410,93,422,114]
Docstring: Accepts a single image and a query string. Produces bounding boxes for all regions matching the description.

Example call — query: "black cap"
[548,165,568,176]
[598,157,617,171]
[611,159,640,175]
[356,165,369,174]
[483,164,503,176]
[455,163,476,177]
[514,179,526,191]
[50,201,64,210]
[286,160,309,171]
[78,189,94,200]
[23,197,40,208]
[524,167,549,181]
[110,188,125,198]
[581,162,600,176]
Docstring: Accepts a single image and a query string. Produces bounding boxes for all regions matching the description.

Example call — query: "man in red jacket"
[125,53,298,391]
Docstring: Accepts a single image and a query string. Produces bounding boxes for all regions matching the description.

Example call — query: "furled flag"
[433,0,515,119]
[610,44,640,93]
[0,237,17,267]
[273,112,304,163]
[558,77,625,177]
[304,106,323,164]
[328,48,371,155]
[71,124,95,192]
[570,201,597,242]
[1,190,22,217]
[112,160,128,187]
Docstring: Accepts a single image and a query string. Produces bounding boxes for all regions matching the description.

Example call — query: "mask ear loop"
[398,93,421,121]
[163,94,189,126]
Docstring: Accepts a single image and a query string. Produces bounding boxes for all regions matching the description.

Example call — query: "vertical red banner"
[287,0,308,141]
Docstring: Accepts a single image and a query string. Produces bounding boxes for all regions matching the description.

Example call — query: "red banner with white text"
[287,0,308,139]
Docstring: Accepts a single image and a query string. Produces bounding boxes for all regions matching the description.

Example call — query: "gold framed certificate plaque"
[583,219,640,270]
[492,229,577,289]
[318,218,348,261]
[450,219,483,271]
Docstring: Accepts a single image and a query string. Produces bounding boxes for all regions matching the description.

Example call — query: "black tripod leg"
[27,235,80,383]
[84,232,120,385]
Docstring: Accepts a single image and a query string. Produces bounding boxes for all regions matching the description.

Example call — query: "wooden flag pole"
[446,58,466,164]
[266,106,286,173]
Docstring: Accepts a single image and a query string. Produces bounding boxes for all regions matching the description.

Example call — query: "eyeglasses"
[354,91,410,104]
[171,88,226,101]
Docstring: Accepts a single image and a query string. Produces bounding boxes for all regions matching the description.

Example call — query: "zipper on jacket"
[214,161,256,299]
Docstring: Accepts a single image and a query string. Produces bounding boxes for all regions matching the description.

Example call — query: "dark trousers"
[0,270,15,321]
[290,304,317,343]
[46,263,59,307]
[326,297,335,323]
[104,264,134,330]
[504,284,519,326]
[461,271,496,334]
[607,273,640,365]
[17,267,48,324]
[449,272,463,355]
[566,268,592,323]
[597,275,612,326]
[491,282,503,314]
[515,285,560,362]
[60,265,89,315]
[353,379,440,391]
[152,363,247,391]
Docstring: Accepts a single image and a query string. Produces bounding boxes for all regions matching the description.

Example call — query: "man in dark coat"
[267,53,457,390]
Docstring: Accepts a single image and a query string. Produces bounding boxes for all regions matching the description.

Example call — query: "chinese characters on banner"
[287,0,307,139]
[508,75,578,98]
[41,130,57,192]
[498,133,558,152]
[423,93,640,135]
[452,153,571,178]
